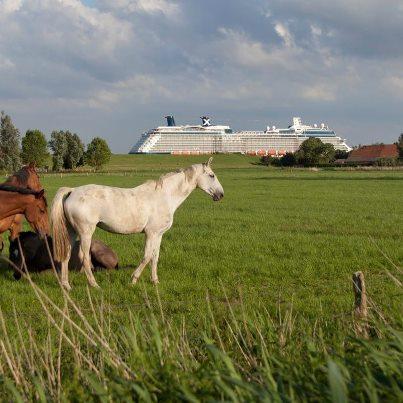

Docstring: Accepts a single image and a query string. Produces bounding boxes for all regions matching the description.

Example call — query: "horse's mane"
[154,166,196,190]
[5,166,31,186]
[0,184,42,196]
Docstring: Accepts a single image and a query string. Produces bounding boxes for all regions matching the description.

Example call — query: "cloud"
[0,0,134,101]
[274,23,294,48]
[310,25,322,37]
[1,0,132,61]
[96,0,180,18]
[383,76,403,98]
[301,84,336,102]
[265,0,403,59]
[88,74,172,108]
[125,0,179,17]
[0,0,23,14]
[0,0,402,151]
[0,55,14,69]
[216,28,273,68]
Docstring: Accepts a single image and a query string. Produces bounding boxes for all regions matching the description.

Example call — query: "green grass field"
[0,155,402,401]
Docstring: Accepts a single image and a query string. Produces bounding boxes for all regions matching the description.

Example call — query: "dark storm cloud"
[0,0,402,151]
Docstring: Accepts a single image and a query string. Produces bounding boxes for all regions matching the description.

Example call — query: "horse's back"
[64,184,151,234]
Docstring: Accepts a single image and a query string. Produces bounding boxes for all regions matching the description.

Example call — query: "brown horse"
[0,164,43,251]
[0,186,49,245]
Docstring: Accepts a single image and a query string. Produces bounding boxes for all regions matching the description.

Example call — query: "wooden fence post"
[353,271,368,318]
[352,271,368,337]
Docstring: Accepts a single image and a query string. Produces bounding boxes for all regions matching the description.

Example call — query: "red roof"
[346,144,398,163]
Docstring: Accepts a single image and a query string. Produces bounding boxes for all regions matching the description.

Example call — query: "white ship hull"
[129,116,351,155]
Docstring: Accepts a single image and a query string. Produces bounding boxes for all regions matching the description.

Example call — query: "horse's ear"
[35,189,44,199]
[207,157,213,167]
[29,162,36,169]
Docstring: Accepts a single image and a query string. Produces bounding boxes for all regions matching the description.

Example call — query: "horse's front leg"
[131,233,157,284]
[0,235,4,253]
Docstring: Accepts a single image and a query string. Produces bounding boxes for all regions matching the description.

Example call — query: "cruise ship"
[129,116,351,155]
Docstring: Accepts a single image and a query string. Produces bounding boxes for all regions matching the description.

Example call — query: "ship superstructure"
[129,116,351,155]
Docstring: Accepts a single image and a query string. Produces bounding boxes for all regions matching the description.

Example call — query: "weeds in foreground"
[0,237,402,401]
[0,272,401,401]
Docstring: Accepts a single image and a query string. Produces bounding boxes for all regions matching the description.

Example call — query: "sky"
[0,0,402,152]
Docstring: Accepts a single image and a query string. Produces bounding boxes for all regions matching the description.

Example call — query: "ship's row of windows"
[150,139,304,145]
[151,134,340,140]
[152,130,336,137]
[137,135,348,153]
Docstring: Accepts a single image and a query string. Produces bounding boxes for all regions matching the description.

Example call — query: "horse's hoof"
[131,276,138,285]
[151,278,159,285]
[90,282,100,289]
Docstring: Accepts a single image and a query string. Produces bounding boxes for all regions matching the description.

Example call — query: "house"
[346,144,399,164]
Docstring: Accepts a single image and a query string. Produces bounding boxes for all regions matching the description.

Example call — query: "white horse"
[50,158,224,290]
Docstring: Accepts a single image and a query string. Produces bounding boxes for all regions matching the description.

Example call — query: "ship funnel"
[165,115,176,126]
[201,116,211,127]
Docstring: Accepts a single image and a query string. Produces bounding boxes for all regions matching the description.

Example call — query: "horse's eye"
[209,174,215,178]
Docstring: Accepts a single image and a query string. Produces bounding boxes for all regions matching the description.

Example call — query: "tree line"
[0,111,111,172]
[261,135,403,167]
[260,137,341,167]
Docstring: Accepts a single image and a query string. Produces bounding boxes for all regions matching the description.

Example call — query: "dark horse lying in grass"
[0,164,44,251]
[9,231,119,279]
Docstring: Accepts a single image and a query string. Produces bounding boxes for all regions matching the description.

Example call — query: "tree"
[279,152,296,167]
[396,134,403,159]
[85,137,111,171]
[64,132,84,170]
[21,129,50,167]
[374,157,397,167]
[49,131,68,171]
[334,149,349,160]
[259,155,277,166]
[48,130,85,171]
[0,111,21,172]
[295,137,336,166]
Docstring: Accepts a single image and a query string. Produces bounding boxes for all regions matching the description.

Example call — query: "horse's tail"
[51,187,73,262]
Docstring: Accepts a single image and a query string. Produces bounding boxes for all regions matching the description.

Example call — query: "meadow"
[0,154,402,401]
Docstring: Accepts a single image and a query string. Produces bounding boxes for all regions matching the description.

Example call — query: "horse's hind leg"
[60,227,75,291]
[150,234,162,284]
[79,230,99,288]
[77,244,85,272]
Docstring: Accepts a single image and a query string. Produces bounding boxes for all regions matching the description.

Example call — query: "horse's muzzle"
[213,192,224,201]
